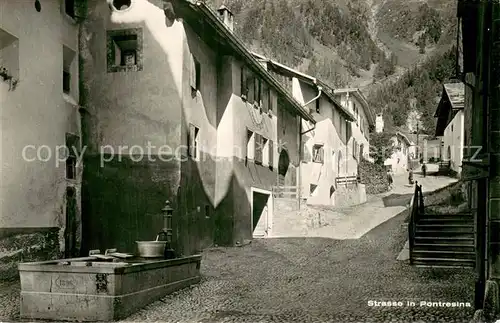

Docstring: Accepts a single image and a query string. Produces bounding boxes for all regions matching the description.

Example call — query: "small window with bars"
[312,144,324,164]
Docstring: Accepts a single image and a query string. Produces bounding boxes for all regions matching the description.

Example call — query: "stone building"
[434,82,465,175]
[0,0,315,274]
[0,0,82,278]
[458,0,500,315]
[251,55,369,207]
[78,0,314,255]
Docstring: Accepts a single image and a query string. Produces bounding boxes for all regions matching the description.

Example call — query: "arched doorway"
[278,149,290,186]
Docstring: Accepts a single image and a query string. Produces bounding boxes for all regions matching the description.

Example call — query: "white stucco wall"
[384,136,410,174]
[293,79,354,205]
[442,111,464,174]
[0,0,80,228]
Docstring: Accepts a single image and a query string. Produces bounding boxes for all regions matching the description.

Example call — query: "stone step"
[412,257,475,268]
[418,218,474,225]
[416,224,474,233]
[415,230,474,238]
[412,249,475,260]
[414,236,474,245]
[419,213,473,220]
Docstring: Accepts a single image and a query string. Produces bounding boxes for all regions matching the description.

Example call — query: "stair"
[411,212,475,269]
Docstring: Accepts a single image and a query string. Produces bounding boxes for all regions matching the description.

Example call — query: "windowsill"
[107,64,142,73]
[63,93,78,106]
[63,13,77,25]
[312,161,324,164]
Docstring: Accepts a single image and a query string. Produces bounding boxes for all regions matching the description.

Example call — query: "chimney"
[217,5,234,32]
[376,113,384,133]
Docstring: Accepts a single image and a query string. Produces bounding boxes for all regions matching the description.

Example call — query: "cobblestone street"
[0,173,474,322]
[121,208,474,322]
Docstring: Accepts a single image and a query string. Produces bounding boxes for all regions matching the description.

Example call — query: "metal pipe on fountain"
[162,200,176,259]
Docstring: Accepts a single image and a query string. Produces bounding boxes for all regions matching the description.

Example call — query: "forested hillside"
[206,0,459,134]
[367,46,458,135]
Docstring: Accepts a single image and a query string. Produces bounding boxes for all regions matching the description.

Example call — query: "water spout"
[155,235,160,241]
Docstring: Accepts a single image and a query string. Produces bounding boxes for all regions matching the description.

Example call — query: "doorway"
[251,188,272,238]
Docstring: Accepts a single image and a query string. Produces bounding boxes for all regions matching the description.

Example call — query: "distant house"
[434,82,465,175]
[252,54,375,207]
[333,88,376,160]
[384,132,413,174]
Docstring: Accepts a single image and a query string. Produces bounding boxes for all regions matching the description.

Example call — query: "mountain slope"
[206,0,459,134]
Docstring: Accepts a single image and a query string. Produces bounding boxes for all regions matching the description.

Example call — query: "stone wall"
[0,228,61,281]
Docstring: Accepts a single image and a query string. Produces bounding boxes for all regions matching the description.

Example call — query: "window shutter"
[269,140,273,168]
[255,134,263,163]
[247,76,254,103]
[190,54,196,90]
[257,79,261,105]
[188,124,196,157]
[268,88,272,112]
[241,67,247,98]
[262,84,269,113]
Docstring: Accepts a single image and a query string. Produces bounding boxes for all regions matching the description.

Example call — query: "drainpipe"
[300,84,322,136]
[298,83,322,208]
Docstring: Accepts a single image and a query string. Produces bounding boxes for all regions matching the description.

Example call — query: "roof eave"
[194,2,316,123]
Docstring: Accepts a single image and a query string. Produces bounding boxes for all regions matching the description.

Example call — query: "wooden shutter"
[188,124,196,157]
[241,67,247,98]
[255,134,263,164]
[268,140,273,168]
[268,88,272,112]
[247,75,254,103]
[257,79,261,105]
[190,54,196,90]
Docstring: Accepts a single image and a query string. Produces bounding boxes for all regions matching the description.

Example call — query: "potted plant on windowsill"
[0,66,19,91]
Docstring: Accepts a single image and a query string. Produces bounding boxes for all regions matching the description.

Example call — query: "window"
[255,78,261,106]
[255,133,263,164]
[451,124,454,132]
[65,133,80,180]
[111,0,132,10]
[245,72,256,103]
[268,140,274,169]
[190,54,201,91]
[310,184,318,196]
[353,140,357,160]
[241,67,248,99]
[316,99,320,113]
[246,129,255,160]
[205,205,210,219]
[62,45,75,95]
[262,137,270,166]
[0,29,19,81]
[188,124,200,160]
[65,0,75,18]
[262,84,270,113]
[107,29,143,73]
[312,144,324,163]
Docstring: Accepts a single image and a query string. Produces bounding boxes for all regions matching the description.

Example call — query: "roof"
[395,132,412,146]
[443,83,465,110]
[333,88,376,126]
[434,82,465,136]
[250,52,356,122]
[184,1,315,123]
